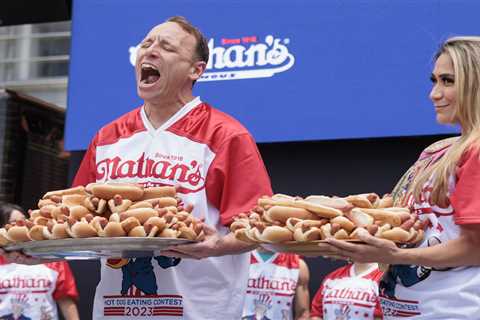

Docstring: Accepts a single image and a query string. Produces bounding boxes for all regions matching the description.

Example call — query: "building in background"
[0,22,70,208]
[0,21,70,108]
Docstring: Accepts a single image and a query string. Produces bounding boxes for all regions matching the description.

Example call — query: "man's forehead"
[146,22,192,41]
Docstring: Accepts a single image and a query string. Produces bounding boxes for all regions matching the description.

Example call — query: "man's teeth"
[142,63,158,70]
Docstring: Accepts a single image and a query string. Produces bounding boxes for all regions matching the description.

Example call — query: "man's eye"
[140,42,152,48]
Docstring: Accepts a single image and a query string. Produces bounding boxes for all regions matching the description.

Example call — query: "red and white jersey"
[379,145,480,319]
[242,251,300,320]
[73,97,272,320]
[0,257,78,320]
[311,264,383,320]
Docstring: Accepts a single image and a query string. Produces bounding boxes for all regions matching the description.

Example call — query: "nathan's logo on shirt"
[247,276,297,292]
[96,153,205,192]
[129,35,295,82]
[0,276,52,291]
[324,285,377,304]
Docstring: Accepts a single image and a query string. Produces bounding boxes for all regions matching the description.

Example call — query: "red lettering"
[95,155,206,191]
[117,160,136,178]
[242,36,257,43]
[221,38,241,45]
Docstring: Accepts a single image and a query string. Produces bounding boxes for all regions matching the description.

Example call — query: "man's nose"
[144,41,161,57]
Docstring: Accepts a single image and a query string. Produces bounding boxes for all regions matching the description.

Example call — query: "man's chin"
[137,87,159,102]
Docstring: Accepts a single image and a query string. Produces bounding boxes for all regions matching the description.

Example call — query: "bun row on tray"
[231,193,427,244]
[0,183,205,246]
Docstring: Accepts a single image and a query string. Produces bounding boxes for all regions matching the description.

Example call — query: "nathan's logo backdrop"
[66,0,478,151]
[129,34,295,82]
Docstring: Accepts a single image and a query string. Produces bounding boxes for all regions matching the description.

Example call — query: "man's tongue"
[145,74,160,84]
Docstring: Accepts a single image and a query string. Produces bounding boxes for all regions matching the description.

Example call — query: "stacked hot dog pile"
[231,193,426,245]
[0,183,205,246]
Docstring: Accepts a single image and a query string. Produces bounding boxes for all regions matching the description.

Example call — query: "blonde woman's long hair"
[410,36,480,206]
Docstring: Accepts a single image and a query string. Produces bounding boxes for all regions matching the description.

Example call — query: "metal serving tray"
[4,237,195,260]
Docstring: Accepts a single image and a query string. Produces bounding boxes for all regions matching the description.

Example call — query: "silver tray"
[4,237,195,260]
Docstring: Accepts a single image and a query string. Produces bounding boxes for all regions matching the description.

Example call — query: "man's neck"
[144,95,195,129]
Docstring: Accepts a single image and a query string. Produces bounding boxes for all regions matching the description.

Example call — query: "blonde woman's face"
[429,53,458,124]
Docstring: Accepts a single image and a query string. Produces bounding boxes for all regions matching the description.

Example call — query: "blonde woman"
[323,37,480,319]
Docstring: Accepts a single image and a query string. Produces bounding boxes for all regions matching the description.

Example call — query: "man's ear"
[190,61,207,81]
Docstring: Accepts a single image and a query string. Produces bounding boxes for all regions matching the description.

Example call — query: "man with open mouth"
[71,16,273,320]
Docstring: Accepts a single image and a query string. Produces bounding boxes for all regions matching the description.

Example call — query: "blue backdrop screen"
[66,0,477,150]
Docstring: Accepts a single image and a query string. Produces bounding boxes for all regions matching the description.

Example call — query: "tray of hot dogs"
[4,237,195,259]
[230,193,427,257]
[0,183,205,259]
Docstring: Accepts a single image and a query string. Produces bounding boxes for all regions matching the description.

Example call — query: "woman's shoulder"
[421,136,459,156]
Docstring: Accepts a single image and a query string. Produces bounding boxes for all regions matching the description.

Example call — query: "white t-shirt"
[73,97,272,320]
[311,264,383,320]
[379,144,480,319]
[242,251,300,320]
[0,258,78,320]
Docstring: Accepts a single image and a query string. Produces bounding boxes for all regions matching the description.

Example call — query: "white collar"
[349,263,378,278]
[140,96,201,133]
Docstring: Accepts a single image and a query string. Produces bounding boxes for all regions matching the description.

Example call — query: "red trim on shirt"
[45,261,79,301]
[271,253,300,269]
[451,147,480,225]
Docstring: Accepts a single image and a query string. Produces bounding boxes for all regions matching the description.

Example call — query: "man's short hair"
[166,16,209,64]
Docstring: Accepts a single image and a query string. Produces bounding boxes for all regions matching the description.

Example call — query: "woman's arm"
[323,224,480,268]
[399,224,480,268]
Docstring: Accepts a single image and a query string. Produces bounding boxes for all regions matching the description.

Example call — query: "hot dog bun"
[258,226,293,243]
[43,186,87,199]
[380,227,411,242]
[141,186,176,200]
[122,208,158,224]
[7,225,31,242]
[87,183,144,201]
[294,199,343,219]
[264,206,317,223]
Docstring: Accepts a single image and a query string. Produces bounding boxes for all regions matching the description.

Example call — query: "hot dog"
[257,225,294,243]
[345,193,379,209]
[107,195,132,213]
[6,224,31,242]
[263,206,318,224]
[86,183,144,201]
[293,199,343,219]
[122,208,158,224]
[62,194,88,207]
[304,195,354,213]
[140,186,176,200]
[42,186,88,200]
[258,194,297,208]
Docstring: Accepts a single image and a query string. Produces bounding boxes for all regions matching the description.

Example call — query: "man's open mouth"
[140,63,160,84]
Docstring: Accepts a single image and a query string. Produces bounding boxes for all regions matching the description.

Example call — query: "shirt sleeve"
[47,262,79,300]
[310,283,325,317]
[72,135,98,187]
[205,133,272,226]
[372,270,384,319]
[450,148,480,225]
